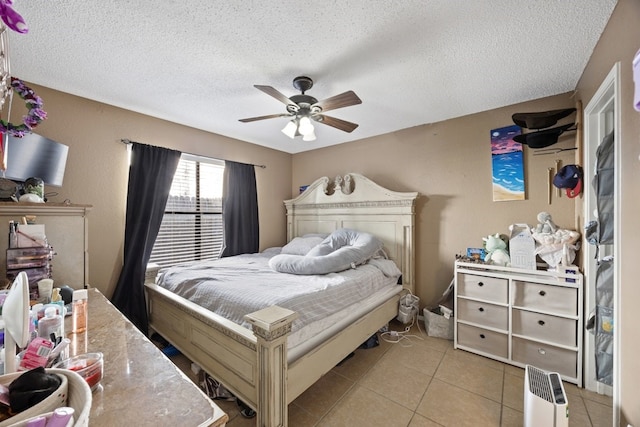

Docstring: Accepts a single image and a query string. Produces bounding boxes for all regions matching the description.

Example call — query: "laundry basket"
[0,368,91,427]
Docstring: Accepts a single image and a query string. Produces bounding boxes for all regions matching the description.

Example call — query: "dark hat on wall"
[553,164,583,198]
[512,108,576,129]
[513,123,575,149]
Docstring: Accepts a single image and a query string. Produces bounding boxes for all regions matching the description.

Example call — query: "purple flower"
[1,77,47,136]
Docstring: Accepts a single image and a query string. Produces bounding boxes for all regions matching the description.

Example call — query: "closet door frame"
[582,62,621,424]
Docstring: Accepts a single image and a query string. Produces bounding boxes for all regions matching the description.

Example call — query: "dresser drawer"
[512,309,577,346]
[457,299,508,330]
[457,274,508,303]
[512,337,577,379]
[457,323,508,359]
[511,281,578,316]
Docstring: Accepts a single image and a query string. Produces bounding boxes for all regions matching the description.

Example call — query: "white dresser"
[454,261,583,386]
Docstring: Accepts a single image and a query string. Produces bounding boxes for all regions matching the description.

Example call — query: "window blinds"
[149,155,224,268]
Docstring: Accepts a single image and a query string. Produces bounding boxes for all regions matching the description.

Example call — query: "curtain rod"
[120,138,266,169]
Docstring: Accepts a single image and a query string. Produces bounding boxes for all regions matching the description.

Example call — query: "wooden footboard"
[146,283,260,406]
[145,282,400,427]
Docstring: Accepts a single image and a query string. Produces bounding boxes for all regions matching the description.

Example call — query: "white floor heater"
[524,365,569,427]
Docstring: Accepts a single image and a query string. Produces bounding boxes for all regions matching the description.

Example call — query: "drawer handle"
[478,307,485,312]
[538,348,546,355]
[539,290,546,296]
[538,320,545,326]
[477,281,484,287]
[479,334,486,339]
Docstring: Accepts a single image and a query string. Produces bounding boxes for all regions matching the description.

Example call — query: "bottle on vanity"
[71,289,88,333]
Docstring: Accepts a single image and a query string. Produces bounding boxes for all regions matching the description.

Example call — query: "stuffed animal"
[534,211,558,234]
[482,233,510,266]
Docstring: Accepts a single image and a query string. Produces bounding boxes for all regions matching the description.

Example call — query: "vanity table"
[64,288,228,426]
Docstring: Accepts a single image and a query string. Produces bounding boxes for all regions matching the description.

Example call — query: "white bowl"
[0,370,67,427]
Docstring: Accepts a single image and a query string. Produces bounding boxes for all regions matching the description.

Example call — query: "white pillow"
[306,229,382,258]
[270,229,384,275]
[280,236,325,255]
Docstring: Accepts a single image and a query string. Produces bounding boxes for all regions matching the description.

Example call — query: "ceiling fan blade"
[312,91,362,113]
[254,85,297,106]
[316,114,359,133]
[239,113,291,123]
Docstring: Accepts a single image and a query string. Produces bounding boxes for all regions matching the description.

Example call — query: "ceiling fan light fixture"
[281,120,298,139]
[298,116,314,136]
[302,130,316,141]
[241,76,361,139]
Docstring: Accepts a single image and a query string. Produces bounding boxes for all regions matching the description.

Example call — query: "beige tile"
[504,364,524,378]
[331,340,391,381]
[173,326,610,427]
[288,402,321,427]
[502,372,524,412]
[584,398,613,427]
[359,352,432,410]
[446,348,506,372]
[292,370,354,417]
[567,394,588,415]
[383,338,447,377]
[434,351,504,402]
[568,408,593,427]
[500,405,523,427]
[409,412,445,426]
[317,385,414,427]
[422,336,455,353]
[416,379,502,426]
[581,388,613,407]
[562,380,584,398]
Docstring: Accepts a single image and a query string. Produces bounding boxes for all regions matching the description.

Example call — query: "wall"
[6,4,636,422]
[575,0,640,424]
[6,85,293,298]
[293,93,579,307]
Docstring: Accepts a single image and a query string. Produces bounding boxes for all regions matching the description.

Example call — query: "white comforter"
[156,251,401,341]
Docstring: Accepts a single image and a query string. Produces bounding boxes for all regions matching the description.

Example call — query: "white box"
[16,224,47,248]
[551,264,580,283]
[509,224,536,270]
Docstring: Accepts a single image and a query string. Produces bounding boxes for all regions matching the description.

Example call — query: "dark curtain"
[111,143,181,334]
[220,161,259,257]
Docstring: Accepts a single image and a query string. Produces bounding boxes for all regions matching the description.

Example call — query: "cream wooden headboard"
[284,173,419,293]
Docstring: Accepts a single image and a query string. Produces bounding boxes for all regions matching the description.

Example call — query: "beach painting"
[491,125,525,201]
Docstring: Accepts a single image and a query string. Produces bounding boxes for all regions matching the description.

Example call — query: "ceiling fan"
[239,76,362,141]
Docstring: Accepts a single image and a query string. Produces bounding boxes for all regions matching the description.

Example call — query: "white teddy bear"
[531,211,581,266]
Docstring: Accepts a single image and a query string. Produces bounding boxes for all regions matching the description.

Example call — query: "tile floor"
[170,320,612,427]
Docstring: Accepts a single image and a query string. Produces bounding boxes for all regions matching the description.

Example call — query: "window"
[149,154,224,268]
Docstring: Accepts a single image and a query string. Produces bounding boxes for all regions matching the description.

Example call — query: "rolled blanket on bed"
[269,228,384,275]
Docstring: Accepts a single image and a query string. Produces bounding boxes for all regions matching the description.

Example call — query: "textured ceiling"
[6,1,617,154]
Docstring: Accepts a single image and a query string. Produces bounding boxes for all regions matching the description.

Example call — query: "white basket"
[0,369,91,427]
[423,308,454,340]
[57,368,91,427]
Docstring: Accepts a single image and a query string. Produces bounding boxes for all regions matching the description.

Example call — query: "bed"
[144,173,418,427]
